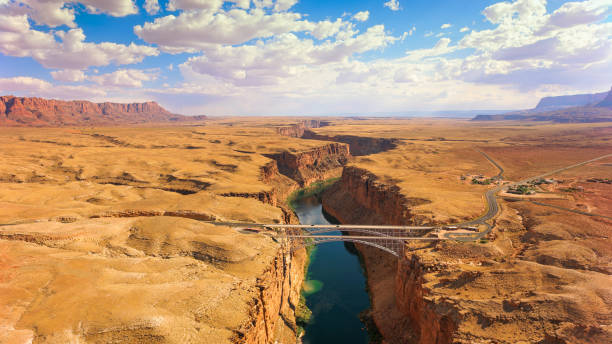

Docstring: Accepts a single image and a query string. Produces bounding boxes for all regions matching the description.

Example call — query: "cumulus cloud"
[167,0,224,11]
[134,8,320,52]
[274,0,298,11]
[144,0,160,14]
[384,0,400,11]
[182,25,401,85]
[50,69,86,82]
[441,23,452,29]
[90,69,156,87]
[2,0,138,28]
[1,0,611,115]
[352,11,370,22]
[0,76,105,99]
[452,0,612,90]
[0,14,159,69]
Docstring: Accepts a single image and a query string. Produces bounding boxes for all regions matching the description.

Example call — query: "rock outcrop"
[239,245,307,343]
[595,87,612,108]
[535,91,607,111]
[302,131,398,156]
[323,164,612,344]
[266,143,350,186]
[275,120,328,137]
[322,166,430,225]
[0,95,204,126]
[473,87,612,123]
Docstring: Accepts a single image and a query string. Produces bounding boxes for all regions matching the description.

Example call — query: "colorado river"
[294,195,372,343]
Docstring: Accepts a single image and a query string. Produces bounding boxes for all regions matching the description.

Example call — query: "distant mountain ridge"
[0,96,205,126]
[534,91,608,111]
[595,88,612,108]
[473,87,612,123]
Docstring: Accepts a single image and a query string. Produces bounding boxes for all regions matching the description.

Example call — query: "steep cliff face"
[322,165,612,344]
[266,143,350,186]
[322,166,430,225]
[395,255,457,344]
[302,131,398,156]
[240,248,306,343]
[322,167,462,344]
[275,120,328,137]
[536,91,607,111]
[595,87,612,108]
[0,95,203,126]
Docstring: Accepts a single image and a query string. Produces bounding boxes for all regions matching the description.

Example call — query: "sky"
[0,0,611,115]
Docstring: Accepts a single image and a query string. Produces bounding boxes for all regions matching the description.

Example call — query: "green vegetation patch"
[472,178,495,185]
[287,177,340,211]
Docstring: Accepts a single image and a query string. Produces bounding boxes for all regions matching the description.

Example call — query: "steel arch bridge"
[270,224,441,257]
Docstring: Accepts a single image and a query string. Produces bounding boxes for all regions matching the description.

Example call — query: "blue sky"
[0,0,610,115]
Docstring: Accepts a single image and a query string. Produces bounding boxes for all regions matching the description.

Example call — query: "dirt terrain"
[1,117,611,343]
[0,121,350,343]
[317,118,612,343]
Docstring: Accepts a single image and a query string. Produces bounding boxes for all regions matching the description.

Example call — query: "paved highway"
[444,152,612,241]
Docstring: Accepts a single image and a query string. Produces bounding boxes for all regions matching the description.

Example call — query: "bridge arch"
[304,228,396,237]
[288,237,401,257]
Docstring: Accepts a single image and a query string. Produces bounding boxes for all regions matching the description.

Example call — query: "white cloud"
[0,15,159,69]
[405,37,456,61]
[384,0,400,11]
[50,69,86,82]
[546,0,611,29]
[1,0,611,115]
[134,8,319,52]
[352,11,370,22]
[90,69,157,87]
[167,0,224,11]
[144,0,160,14]
[79,0,138,17]
[274,0,298,11]
[0,76,105,99]
[182,25,401,85]
[2,0,138,28]
[441,23,452,29]
[424,31,434,37]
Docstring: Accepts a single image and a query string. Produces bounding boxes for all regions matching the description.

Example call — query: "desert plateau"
[1,0,611,343]
[1,109,611,343]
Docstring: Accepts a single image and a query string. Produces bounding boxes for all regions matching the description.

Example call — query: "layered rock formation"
[473,87,612,123]
[266,143,350,186]
[0,96,204,126]
[595,87,612,108]
[323,166,430,225]
[275,120,328,137]
[322,165,612,344]
[535,91,607,111]
[302,131,398,156]
[472,107,612,123]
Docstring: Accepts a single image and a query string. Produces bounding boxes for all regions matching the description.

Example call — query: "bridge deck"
[287,235,444,240]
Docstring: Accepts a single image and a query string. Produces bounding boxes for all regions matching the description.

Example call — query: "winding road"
[444,152,612,241]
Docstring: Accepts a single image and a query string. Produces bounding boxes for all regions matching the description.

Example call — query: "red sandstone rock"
[0,95,206,126]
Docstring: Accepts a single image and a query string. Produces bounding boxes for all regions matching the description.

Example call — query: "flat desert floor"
[1,117,611,343]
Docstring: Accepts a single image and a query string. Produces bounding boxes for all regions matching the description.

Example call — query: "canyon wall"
[322,166,430,225]
[302,131,398,156]
[240,247,307,343]
[275,120,328,137]
[0,95,204,126]
[266,143,350,186]
[322,166,455,344]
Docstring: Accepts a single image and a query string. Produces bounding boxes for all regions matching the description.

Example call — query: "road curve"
[446,152,612,241]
